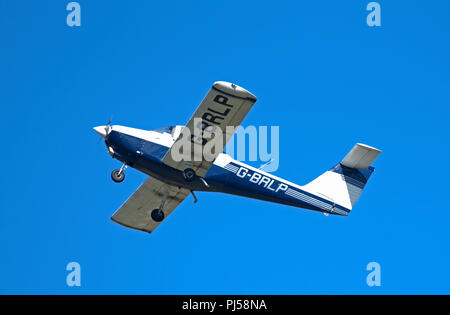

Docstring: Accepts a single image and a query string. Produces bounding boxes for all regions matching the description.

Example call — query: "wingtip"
[356,143,382,153]
[213,81,257,101]
[110,216,153,234]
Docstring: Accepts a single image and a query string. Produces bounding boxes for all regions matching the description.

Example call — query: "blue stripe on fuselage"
[218,162,350,215]
[105,130,350,215]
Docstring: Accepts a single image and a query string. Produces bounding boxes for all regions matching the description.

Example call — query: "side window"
[153,126,175,135]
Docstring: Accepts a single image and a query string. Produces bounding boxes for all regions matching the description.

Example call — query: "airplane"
[94,81,381,234]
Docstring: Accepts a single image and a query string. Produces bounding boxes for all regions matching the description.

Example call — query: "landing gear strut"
[151,189,168,222]
[111,163,127,183]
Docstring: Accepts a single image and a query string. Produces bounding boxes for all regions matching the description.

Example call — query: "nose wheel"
[111,164,127,183]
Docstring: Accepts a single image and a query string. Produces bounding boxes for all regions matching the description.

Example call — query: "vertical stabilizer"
[302,144,381,213]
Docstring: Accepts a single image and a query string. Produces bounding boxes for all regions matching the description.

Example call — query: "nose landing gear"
[111,163,127,183]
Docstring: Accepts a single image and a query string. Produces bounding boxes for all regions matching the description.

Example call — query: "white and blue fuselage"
[97,125,363,216]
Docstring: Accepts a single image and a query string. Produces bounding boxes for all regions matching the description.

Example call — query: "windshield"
[153,126,175,134]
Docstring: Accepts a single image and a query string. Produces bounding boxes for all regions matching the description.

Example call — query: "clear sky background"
[1,1,449,294]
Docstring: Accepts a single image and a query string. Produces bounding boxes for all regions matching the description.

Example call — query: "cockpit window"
[153,126,174,134]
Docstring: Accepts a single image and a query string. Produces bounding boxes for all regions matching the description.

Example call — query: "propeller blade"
[104,117,113,135]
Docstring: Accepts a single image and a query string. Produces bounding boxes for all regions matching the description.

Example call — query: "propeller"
[94,117,113,142]
[105,117,112,135]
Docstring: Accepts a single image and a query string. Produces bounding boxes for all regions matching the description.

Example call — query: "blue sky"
[1,1,449,294]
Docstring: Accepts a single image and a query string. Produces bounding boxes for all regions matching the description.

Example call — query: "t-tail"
[302,143,381,215]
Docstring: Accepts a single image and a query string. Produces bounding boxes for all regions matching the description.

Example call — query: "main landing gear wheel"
[183,168,196,182]
[111,169,125,183]
[151,209,165,222]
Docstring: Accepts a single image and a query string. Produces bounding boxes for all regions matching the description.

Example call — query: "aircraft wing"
[111,177,190,233]
[162,81,257,177]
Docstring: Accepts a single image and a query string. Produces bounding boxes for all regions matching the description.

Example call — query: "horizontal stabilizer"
[341,143,381,169]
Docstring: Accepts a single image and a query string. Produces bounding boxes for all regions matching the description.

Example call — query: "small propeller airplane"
[94,81,381,234]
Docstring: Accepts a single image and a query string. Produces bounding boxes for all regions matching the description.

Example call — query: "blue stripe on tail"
[330,164,375,189]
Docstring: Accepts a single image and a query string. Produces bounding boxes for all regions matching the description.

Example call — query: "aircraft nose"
[93,125,107,138]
